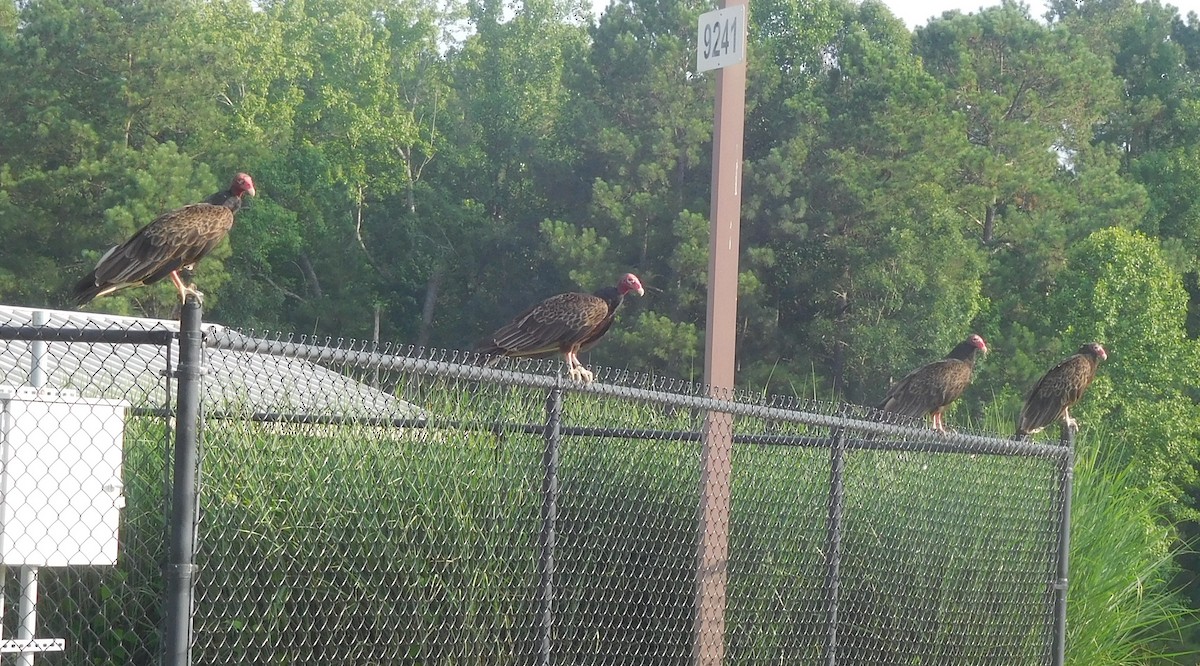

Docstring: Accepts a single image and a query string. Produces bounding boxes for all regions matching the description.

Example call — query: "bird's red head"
[231,172,256,198]
[618,273,645,297]
[1084,342,1107,361]
[968,334,988,354]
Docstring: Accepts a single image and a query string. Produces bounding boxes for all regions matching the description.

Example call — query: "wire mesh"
[0,307,1070,665]
[0,307,174,665]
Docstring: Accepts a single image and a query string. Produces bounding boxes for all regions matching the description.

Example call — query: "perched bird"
[1015,342,1107,439]
[877,334,989,432]
[73,173,256,305]
[475,273,645,383]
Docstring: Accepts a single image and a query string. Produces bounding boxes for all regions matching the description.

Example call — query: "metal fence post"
[14,310,49,666]
[822,421,849,666]
[1051,427,1075,666]
[28,310,48,390]
[163,296,205,666]
[537,386,563,666]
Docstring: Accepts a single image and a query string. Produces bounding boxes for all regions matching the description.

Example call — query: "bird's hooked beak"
[634,285,645,297]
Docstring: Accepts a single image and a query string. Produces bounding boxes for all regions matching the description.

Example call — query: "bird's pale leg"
[564,352,581,381]
[1063,407,1078,432]
[169,271,188,304]
[564,351,594,383]
[170,269,205,304]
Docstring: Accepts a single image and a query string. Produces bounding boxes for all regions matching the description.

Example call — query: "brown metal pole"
[692,1,747,663]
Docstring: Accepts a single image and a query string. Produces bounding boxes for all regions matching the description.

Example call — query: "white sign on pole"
[696,5,746,73]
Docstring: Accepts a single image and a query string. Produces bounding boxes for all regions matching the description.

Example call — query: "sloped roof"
[0,305,422,420]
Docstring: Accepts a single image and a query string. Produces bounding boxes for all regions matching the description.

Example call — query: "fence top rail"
[206,328,1069,461]
[0,325,175,345]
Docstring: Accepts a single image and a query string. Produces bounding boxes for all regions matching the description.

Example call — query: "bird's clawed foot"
[567,365,594,383]
[170,270,204,305]
[564,351,594,383]
[181,284,205,305]
[1062,407,1079,433]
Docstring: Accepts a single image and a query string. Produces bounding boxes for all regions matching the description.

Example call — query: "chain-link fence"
[0,304,1072,665]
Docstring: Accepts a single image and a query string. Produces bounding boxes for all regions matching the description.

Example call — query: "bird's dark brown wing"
[879,358,974,418]
[481,292,611,358]
[576,286,626,353]
[91,203,234,288]
[1017,355,1096,434]
[577,313,618,353]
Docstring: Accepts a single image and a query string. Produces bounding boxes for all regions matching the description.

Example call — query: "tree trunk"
[417,264,444,349]
[830,288,849,395]
[298,253,323,299]
[372,302,382,388]
[831,340,846,396]
[353,184,394,281]
[404,157,417,214]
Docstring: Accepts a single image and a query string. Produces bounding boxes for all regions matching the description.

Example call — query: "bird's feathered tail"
[72,272,106,306]
[473,343,506,368]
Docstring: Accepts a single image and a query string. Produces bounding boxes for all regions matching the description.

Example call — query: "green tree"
[203,0,458,341]
[1057,0,1200,338]
[1051,227,1200,517]
[745,0,987,400]
[409,0,598,353]
[1049,0,1200,165]
[915,2,1120,246]
[0,0,234,313]
[517,0,714,372]
[912,4,1144,405]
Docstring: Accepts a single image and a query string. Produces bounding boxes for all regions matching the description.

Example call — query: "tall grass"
[1065,427,1194,665]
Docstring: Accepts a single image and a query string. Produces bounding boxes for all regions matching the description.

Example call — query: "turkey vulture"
[1015,342,1107,438]
[73,173,256,305]
[877,334,988,432]
[475,273,645,383]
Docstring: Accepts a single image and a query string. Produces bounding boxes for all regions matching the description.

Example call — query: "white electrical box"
[0,385,128,567]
